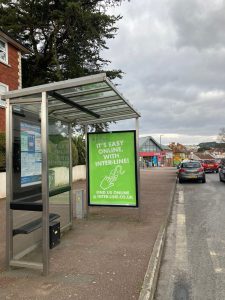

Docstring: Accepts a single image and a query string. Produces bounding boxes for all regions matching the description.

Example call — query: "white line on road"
[175,189,188,270]
[208,239,225,274]
[178,191,184,204]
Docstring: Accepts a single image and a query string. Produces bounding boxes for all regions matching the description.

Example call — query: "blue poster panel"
[20,122,42,187]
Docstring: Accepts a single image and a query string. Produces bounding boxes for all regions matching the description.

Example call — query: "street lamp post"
[160,135,164,167]
[160,134,164,147]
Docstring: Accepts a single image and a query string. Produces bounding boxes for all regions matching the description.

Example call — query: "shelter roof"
[3,73,140,125]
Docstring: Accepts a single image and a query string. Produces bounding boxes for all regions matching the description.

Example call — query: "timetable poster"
[20,122,42,187]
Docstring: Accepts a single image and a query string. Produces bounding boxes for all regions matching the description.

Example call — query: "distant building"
[139,136,173,167]
[161,145,173,167]
[192,153,214,161]
[169,142,189,166]
[139,136,163,167]
[0,29,30,131]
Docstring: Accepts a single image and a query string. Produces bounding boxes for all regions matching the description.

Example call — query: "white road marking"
[207,238,225,274]
[178,191,184,204]
[215,268,223,273]
[175,189,188,270]
[177,213,186,225]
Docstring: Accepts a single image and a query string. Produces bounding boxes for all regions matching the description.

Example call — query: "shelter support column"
[85,125,89,217]
[41,91,49,276]
[6,99,13,269]
[69,124,73,227]
[135,117,141,219]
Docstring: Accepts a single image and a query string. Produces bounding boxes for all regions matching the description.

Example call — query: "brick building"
[0,30,30,131]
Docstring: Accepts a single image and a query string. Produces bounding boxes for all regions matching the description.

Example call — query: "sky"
[103,0,225,145]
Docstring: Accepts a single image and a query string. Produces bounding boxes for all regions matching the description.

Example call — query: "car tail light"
[179,168,186,173]
[198,167,204,172]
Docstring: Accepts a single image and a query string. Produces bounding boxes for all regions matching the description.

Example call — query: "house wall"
[0,44,20,132]
[0,109,5,131]
[0,44,20,90]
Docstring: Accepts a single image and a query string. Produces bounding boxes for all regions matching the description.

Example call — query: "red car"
[201,159,219,173]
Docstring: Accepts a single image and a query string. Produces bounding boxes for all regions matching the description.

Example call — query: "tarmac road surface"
[155,172,225,300]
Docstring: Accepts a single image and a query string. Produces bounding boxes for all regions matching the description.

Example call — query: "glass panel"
[0,40,6,62]
[57,81,109,96]
[11,101,43,264]
[12,102,42,201]
[11,93,42,105]
[48,118,71,228]
[50,191,70,229]
[68,90,116,102]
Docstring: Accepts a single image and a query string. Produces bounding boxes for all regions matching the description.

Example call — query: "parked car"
[219,159,225,182]
[201,159,219,173]
[178,160,206,183]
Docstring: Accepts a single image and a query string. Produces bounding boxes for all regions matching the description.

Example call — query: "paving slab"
[0,167,176,300]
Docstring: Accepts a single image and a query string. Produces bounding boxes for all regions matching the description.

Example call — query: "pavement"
[0,167,176,300]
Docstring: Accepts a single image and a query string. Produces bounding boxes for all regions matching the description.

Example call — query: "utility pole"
[160,134,164,147]
[159,135,164,167]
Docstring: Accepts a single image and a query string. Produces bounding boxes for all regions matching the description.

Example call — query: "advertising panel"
[20,122,42,187]
[88,131,138,207]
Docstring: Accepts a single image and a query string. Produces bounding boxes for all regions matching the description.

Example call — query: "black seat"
[13,213,60,236]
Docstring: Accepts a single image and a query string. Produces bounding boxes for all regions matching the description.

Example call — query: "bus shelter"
[3,73,140,275]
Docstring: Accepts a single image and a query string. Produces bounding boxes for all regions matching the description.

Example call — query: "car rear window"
[182,162,201,168]
[204,160,215,164]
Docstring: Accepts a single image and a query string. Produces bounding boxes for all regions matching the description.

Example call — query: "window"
[182,162,201,168]
[0,39,8,64]
[0,83,8,107]
[140,139,160,152]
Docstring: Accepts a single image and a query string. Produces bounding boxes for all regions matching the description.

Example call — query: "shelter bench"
[10,187,69,237]
[13,213,60,236]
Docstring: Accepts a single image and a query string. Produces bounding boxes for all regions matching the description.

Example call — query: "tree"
[218,128,225,143]
[0,0,125,87]
[73,136,86,165]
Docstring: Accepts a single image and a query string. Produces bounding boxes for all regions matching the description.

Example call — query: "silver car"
[178,160,206,183]
[219,159,225,182]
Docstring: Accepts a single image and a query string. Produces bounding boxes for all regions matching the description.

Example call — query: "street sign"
[88,131,138,207]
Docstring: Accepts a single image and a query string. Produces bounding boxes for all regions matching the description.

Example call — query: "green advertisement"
[88,131,138,206]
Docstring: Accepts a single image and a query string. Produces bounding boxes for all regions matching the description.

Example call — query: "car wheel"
[216,170,219,173]
[202,177,206,183]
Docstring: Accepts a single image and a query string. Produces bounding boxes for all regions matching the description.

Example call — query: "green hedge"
[0,132,85,172]
[0,132,6,172]
[48,134,83,167]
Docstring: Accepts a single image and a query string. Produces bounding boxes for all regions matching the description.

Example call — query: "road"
[155,172,225,300]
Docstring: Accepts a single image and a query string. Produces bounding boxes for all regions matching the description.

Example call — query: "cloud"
[104,0,225,144]
[170,0,225,50]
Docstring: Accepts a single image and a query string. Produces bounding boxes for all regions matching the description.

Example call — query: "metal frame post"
[135,118,141,220]
[41,91,49,275]
[6,99,13,269]
[85,125,89,217]
[69,123,73,227]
